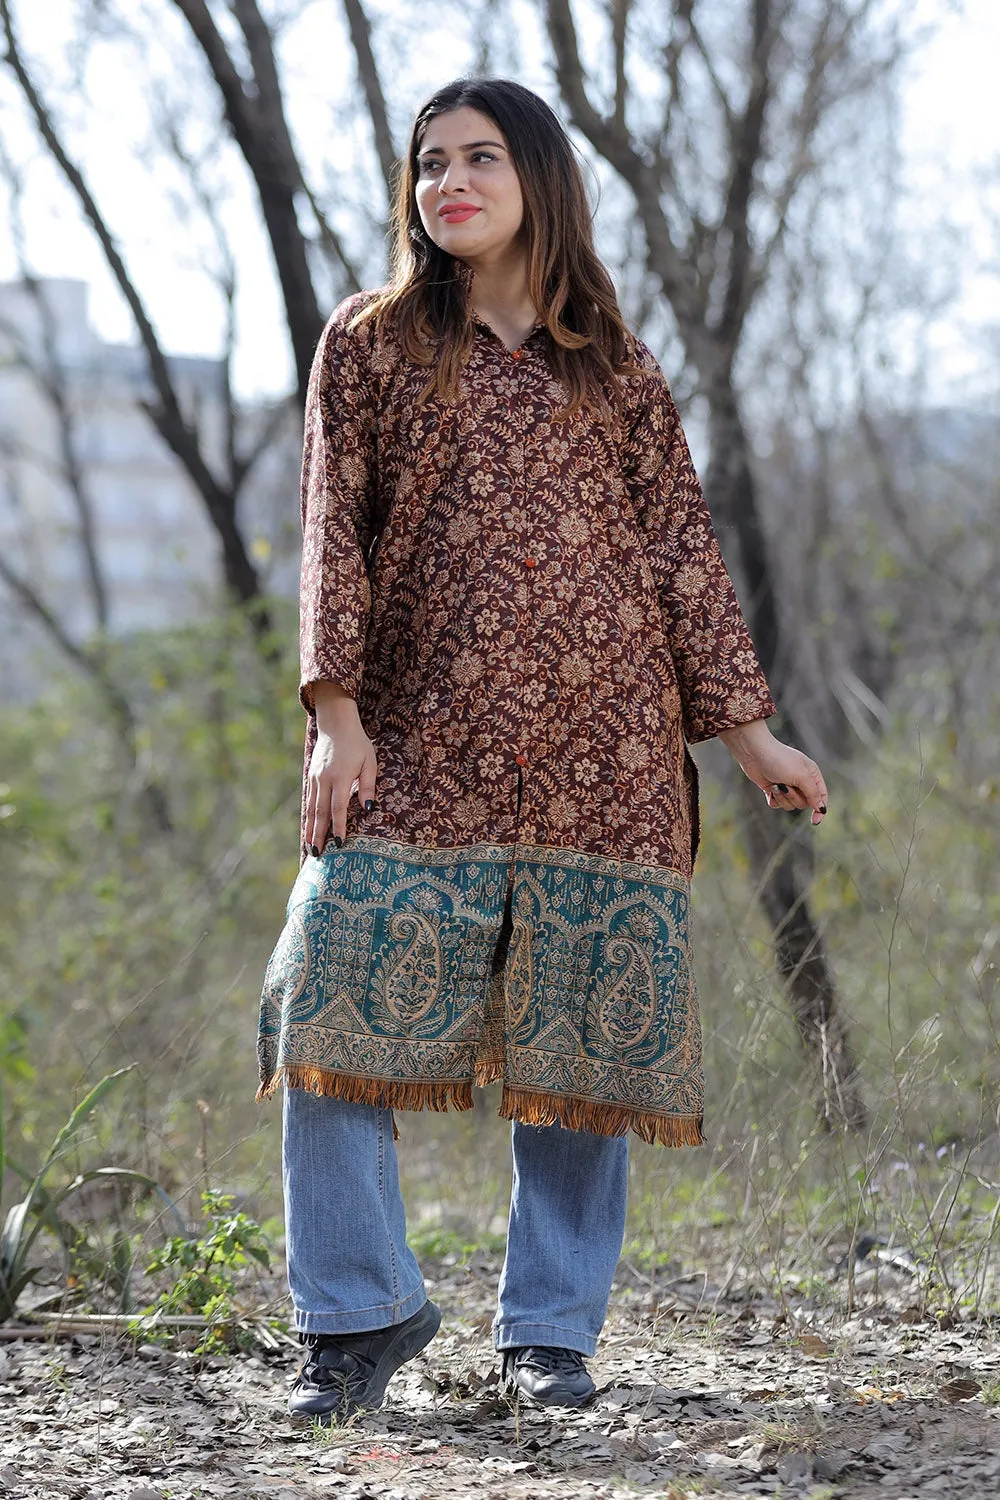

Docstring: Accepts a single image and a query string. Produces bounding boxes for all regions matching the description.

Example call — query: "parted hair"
[349,77,639,416]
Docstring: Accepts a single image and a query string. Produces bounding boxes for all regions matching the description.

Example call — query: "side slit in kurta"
[257,270,776,1146]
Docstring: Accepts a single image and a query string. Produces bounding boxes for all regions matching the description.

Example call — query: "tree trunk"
[706,383,867,1131]
[736,776,867,1131]
[541,0,870,1132]
[172,0,325,410]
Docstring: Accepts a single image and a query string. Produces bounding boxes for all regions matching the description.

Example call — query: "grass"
[2,627,1000,1323]
[408,1223,508,1262]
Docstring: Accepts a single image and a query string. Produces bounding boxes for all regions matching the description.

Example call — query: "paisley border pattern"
[258,835,703,1145]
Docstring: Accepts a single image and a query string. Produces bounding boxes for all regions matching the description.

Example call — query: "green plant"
[407,1221,507,1262]
[0,1064,176,1321]
[141,1187,272,1353]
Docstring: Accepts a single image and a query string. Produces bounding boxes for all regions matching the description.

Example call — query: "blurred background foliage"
[2,610,998,1308]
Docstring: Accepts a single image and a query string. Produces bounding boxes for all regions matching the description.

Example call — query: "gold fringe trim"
[498,1085,705,1148]
[256,1065,474,1115]
[257,1067,704,1147]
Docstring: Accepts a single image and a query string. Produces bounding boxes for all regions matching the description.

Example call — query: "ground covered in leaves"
[2,1253,999,1500]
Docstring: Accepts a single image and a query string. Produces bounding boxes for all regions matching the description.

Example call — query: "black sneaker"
[500,1345,596,1407]
[288,1300,441,1423]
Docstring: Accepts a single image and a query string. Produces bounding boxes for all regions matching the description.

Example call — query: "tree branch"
[21,281,109,631]
[752,0,904,302]
[300,178,362,294]
[340,0,396,206]
[0,145,110,631]
[0,551,137,751]
[172,0,324,409]
[714,0,776,352]
[152,95,242,492]
[686,9,736,134]
[610,0,630,138]
[0,0,263,611]
[545,0,715,372]
[660,0,694,151]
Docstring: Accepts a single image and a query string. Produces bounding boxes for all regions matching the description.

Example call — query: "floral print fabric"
[258,274,776,1143]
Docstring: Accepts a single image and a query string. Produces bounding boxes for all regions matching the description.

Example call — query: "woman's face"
[414,106,525,263]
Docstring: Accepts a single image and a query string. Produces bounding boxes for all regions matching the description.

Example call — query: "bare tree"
[0,198,108,630]
[167,0,404,361]
[0,154,146,783]
[0,0,278,619]
[169,0,327,409]
[0,0,397,621]
[539,0,916,1129]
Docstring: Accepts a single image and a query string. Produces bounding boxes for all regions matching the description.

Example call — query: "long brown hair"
[350,78,639,416]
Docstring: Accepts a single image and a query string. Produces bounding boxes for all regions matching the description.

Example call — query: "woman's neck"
[461,247,536,328]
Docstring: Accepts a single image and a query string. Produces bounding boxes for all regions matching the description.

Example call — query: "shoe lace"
[514,1345,586,1374]
[300,1335,378,1393]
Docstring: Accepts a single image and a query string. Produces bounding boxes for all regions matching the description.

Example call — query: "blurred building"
[0,277,300,700]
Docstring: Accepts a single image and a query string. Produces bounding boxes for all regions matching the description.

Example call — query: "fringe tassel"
[256,1065,474,1115]
[498,1086,705,1148]
[257,1068,703,1147]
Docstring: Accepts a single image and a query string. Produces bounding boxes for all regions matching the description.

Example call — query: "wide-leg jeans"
[282,1088,629,1357]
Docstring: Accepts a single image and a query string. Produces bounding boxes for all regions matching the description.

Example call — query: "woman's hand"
[305,682,379,854]
[718,719,828,826]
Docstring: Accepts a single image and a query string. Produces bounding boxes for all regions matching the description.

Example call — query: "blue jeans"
[282,1089,628,1357]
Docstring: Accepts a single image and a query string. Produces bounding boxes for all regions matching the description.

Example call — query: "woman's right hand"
[305,682,379,854]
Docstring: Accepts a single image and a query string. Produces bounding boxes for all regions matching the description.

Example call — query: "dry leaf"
[939,1378,982,1404]
[5,1251,1000,1500]
[797,1332,832,1358]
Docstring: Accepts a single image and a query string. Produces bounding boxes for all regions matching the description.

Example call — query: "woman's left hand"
[717,719,828,826]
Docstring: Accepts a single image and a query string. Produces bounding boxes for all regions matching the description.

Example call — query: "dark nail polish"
[309,844,320,858]
[364,799,376,813]
[776,783,789,793]
[333,835,343,848]
[819,803,828,814]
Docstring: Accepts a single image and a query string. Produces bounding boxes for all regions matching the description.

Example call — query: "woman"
[258,77,827,1422]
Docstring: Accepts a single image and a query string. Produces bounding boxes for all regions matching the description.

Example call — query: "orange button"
[515,753,528,767]
[511,349,523,359]
[524,556,537,567]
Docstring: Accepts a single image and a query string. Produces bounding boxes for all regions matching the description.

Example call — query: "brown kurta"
[258,270,775,1144]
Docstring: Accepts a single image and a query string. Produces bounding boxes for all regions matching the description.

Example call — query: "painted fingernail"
[776,783,789,793]
[364,799,376,813]
[820,803,828,814]
[309,844,320,858]
[333,835,343,848]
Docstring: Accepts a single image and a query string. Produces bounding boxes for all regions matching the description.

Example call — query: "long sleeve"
[622,342,777,743]
[298,297,379,713]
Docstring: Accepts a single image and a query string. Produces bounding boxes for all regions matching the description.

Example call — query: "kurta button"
[515,753,528,767]
[524,556,537,567]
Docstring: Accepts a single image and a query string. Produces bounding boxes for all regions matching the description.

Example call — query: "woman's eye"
[418,151,499,175]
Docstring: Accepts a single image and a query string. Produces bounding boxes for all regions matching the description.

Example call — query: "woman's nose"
[438,160,470,193]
